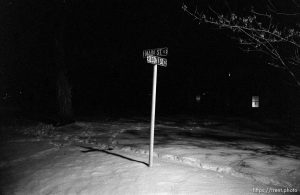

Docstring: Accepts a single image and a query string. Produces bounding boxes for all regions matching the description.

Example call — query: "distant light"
[228,72,231,77]
[252,96,259,108]
[195,95,201,102]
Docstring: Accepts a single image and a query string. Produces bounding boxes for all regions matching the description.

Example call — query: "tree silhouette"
[54,0,73,122]
[0,0,73,121]
[182,0,300,87]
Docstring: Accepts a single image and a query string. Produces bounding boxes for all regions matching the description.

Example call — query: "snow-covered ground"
[0,116,299,194]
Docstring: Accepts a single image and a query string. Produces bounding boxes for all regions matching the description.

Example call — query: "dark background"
[0,0,299,122]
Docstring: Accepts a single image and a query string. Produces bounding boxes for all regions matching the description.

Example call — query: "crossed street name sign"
[147,55,167,67]
[143,47,168,58]
[143,47,168,67]
[142,47,168,167]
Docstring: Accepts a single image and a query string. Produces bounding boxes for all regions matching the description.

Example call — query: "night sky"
[0,0,296,119]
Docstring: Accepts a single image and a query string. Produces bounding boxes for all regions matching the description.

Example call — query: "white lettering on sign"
[147,55,167,67]
[147,55,157,64]
[143,50,156,58]
[143,47,168,58]
[157,57,167,67]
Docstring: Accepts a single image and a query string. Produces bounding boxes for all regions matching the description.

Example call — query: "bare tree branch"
[182,1,300,87]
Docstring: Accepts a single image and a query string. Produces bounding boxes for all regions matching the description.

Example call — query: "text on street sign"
[143,47,168,58]
[147,55,167,67]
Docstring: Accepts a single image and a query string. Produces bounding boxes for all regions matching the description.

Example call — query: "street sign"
[147,55,167,67]
[143,47,168,58]
[143,47,168,167]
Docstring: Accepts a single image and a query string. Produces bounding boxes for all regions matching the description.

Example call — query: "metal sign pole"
[149,63,157,167]
[144,47,167,167]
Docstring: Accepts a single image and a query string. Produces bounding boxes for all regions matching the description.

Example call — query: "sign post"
[149,63,157,167]
[143,47,168,167]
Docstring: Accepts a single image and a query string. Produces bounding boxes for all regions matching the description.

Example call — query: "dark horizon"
[0,0,299,121]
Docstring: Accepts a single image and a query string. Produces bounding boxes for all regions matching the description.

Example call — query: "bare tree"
[182,0,300,87]
[54,0,73,121]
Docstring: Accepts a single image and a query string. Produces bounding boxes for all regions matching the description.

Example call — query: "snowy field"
[0,116,299,194]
